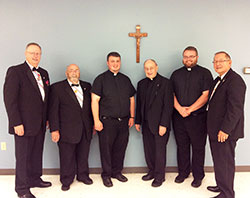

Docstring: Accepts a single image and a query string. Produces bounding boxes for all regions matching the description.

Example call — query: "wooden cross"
[129,25,148,63]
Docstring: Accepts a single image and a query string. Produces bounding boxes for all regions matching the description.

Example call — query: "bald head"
[144,59,157,67]
[66,64,80,83]
[144,59,158,79]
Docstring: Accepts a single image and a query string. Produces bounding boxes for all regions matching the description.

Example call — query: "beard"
[69,76,79,83]
[183,59,198,68]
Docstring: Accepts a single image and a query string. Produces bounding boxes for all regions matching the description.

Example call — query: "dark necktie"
[71,84,79,87]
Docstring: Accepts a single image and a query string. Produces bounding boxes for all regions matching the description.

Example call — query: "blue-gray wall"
[0,0,250,169]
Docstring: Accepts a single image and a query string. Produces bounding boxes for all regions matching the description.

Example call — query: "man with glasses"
[207,51,246,198]
[3,42,51,198]
[170,46,213,188]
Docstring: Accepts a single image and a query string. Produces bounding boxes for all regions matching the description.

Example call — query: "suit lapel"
[209,77,220,98]
[25,63,43,100]
[210,69,232,101]
[39,69,49,101]
[64,80,82,108]
[80,81,88,108]
[217,69,231,90]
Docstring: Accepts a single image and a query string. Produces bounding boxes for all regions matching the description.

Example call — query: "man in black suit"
[49,64,94,191]
[3,42,51,198]
[207,51,246,198]
[135,59,174,187]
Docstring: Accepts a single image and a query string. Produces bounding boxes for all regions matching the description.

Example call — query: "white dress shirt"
[27,61,45,101]
[67,80,84,108]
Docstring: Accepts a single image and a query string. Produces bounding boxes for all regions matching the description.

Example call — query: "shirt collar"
[147,73,158,81]
[185,64,197,71]
[220,70,229,80]
[67,79,80,86]
[108,70,119,76]
[26,60,39,71]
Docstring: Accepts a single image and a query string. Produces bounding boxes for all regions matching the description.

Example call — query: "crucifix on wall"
[129,25,148,63]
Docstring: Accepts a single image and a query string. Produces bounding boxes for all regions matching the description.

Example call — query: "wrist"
[94,119,100,123]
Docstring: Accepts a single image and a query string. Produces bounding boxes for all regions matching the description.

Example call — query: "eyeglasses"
[27,51,41,56]
[212,60,229,64]
[183,55,196,59]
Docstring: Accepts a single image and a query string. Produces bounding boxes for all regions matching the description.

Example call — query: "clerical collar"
[147,73,158,81]
[26,61,39,71]
[67,79,80,86]
[108,70,119,76]
[185,65,197,71]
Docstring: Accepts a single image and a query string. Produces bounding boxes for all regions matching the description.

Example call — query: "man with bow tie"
[207,52,246,198]
[135,59,174,187]
[3,42,51,198]
[48,64,94,191]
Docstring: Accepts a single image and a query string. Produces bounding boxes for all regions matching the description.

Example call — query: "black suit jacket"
[4,61,50,136]
[48,80,93,143]
[207,69,246,140]
[135,74,174,134]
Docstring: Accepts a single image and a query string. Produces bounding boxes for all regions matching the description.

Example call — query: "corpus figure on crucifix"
[129,25,148,63]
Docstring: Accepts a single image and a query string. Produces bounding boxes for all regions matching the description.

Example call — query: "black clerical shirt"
[91,70,136,118]
[144,74,159,121]
[170,65,213,114]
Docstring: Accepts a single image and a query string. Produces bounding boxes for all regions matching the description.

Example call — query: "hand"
[178,106,190,118]
[185,107,193,115]
[135,124,141,132]
[51,131,60,143]
[14,124,24,136]
[128,118,134,128]
[218,130,229,142]
[94,120,103,131]
[159,125,167,136]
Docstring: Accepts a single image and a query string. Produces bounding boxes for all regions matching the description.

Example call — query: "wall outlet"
[1,142,7,151]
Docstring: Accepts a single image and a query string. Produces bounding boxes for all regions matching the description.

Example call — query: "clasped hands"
[178,106,192,117]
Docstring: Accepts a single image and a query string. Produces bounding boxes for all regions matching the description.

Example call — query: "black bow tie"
[215,76,221,82]
[71,84,79,87]
[32,67,40,72]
